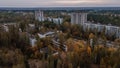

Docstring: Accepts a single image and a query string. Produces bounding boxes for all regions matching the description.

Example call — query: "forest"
[0,11,120,68]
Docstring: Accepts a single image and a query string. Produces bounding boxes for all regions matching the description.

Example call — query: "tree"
[100,58,106,68]
[89,33,95,48]
[19,21,27,32]
[18,32,30,55]
[87,46,92,56]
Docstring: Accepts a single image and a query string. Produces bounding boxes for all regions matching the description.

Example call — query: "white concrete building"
[71,13,87,25]
[53,18,63,24]
[70,13,120,39]
[38,31,55,38]
[30,38,37,46]
[35,10,45,21]
[35,10,63,24]
[48,17,63,24]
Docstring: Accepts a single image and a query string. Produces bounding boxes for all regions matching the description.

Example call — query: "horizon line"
[0,6,120,8]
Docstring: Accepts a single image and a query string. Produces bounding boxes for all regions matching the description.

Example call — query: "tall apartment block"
[71,13,87,25]
[35,10,45,21]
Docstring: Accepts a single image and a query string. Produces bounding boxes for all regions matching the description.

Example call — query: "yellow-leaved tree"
[87,46,92,56]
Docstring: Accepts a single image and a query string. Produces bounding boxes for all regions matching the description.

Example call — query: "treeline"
[0,11,34,23]
[88,13,120,26]
[94,10,120,14]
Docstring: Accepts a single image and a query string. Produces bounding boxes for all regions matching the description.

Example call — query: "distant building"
[116,28,120,38]
[48,17,63,24]
[70,13,120,39]
[71,13,87,25]
[35,10,45,21]
[35,10,63,24]
[52,18,63,24]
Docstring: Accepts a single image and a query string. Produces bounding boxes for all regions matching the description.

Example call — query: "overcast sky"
[0,0,120,7]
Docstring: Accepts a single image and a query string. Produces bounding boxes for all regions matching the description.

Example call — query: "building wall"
[70,13,120,39]
[35,10,45,22]
[71,13,87,25]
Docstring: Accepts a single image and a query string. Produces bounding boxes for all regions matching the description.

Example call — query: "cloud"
[0,0,119,7]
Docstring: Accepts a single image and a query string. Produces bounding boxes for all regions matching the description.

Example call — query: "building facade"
[35,10,63,24]
[70,13,120,39]
[35,10,45,22]
[71,13,87,25]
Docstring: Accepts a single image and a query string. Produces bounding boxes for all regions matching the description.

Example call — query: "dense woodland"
[88,14,120,26]
[0,11,120,68]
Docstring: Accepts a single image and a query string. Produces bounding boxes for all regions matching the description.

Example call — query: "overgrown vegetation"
[0,10,120,68]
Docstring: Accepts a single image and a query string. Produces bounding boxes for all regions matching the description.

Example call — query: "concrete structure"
[48,17,63,24]
[38,31,55,38]
[35,10,45,21]
[71,13,87,25]
[35,10,63,24]
[30,38,37,46]
[70,13,120,39]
